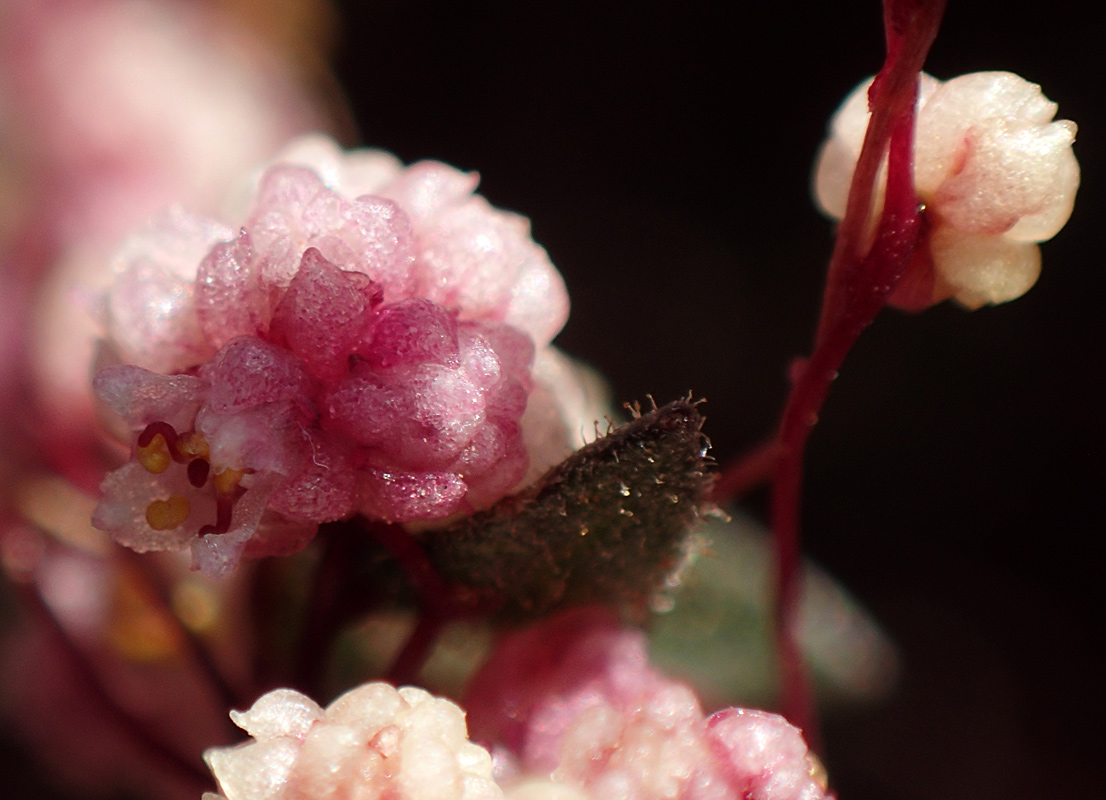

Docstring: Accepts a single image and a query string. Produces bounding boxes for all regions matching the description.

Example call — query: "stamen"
[137,421,178,451]
[187,459,211,488]
[136,435,169,474]
[176,432,210,460]
[212,467,247,496]
[136,422,186,472]
[145,495,191,531]
[199,494,235,537]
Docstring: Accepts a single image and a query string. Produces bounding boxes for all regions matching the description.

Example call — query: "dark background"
[331,2,1104,799]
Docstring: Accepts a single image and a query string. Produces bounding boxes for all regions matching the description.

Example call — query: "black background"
[330,2,1103,799]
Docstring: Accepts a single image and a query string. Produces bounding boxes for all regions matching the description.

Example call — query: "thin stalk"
[385,611,447,686]
[364,520,499,684]
[711,437,783,506]
[770,0,946,744]
[365,521,455,684]
[291,523,367,696]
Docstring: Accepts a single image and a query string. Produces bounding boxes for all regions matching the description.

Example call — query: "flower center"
[136,422,249,535]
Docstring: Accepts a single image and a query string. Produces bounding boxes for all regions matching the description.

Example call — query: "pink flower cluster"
[466,609,830,800]
[1,0,327,487]
[92,136,570,577]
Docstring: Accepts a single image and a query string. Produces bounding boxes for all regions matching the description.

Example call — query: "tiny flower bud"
[204,684,503,800]
[813,71,1079,308]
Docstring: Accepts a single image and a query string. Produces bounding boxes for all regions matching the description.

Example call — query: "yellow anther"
[176,432,210,460]
[145,495,191,530]
[212,467,247,495]
[137,434,172,474]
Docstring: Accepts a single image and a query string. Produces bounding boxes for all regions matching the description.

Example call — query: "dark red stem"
[711,437,783,506]
[385,611,447,686]
[365,520,497,684]
[365,521,457,684]
[770,0,946,745]
[291,523,360,695]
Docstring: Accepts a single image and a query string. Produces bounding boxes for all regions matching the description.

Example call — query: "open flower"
[813,71,1079,308]
[203,684,502,800]
[91,136,574,577]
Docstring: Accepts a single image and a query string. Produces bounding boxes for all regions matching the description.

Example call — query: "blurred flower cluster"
[0,1,1080,799]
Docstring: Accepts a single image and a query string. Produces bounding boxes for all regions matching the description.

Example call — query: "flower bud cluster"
[204,684,502,800]
[205,658,828,800]
[814,72,1079,308]
[91,136,573,576]
[466,610,829,800]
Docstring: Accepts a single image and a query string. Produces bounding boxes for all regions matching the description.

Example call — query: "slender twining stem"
[366,520,467,684]
[364,520,498,683]
[711,437,783,505]
[769,0,947,743]
[291,522,371,695]
[365,520,455,605]
[17,583,214,793]
[385,610,448,686]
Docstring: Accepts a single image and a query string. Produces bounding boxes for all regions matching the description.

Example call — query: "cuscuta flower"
[202,659,829,800]
[203,683,503,800]
[465,608,830,800]
[813,71,1079,309]
[91,135,578,578]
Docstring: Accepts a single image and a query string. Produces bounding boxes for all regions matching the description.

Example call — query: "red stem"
[386,611,447,686]
[711,437,783,506]
[770,0,946,745]
[365,520,470,684]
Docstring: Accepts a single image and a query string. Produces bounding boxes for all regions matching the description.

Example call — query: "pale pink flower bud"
[204,683,503,800]
[466,609,829,800]
[813,71,1079,308]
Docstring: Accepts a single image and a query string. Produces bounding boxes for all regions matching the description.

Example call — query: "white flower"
[204,684,503,800]
[813,71,1079,307]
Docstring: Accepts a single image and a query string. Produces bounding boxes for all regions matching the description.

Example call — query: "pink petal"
[198,336,316,417]
[377,160,480,225]
[196,229,266,347]
[359,468,467,522]
[270,248,382,382]
[92,364,207,431]
[363,298,461,370]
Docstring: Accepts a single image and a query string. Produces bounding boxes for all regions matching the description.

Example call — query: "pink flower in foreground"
[813,71,1079,309]
[91,136,572,576]
[1,0,328,477]
[203,684,502,800]
[465,609,830,800]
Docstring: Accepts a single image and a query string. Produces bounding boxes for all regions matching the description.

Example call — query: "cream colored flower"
[814,71,1079,307]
